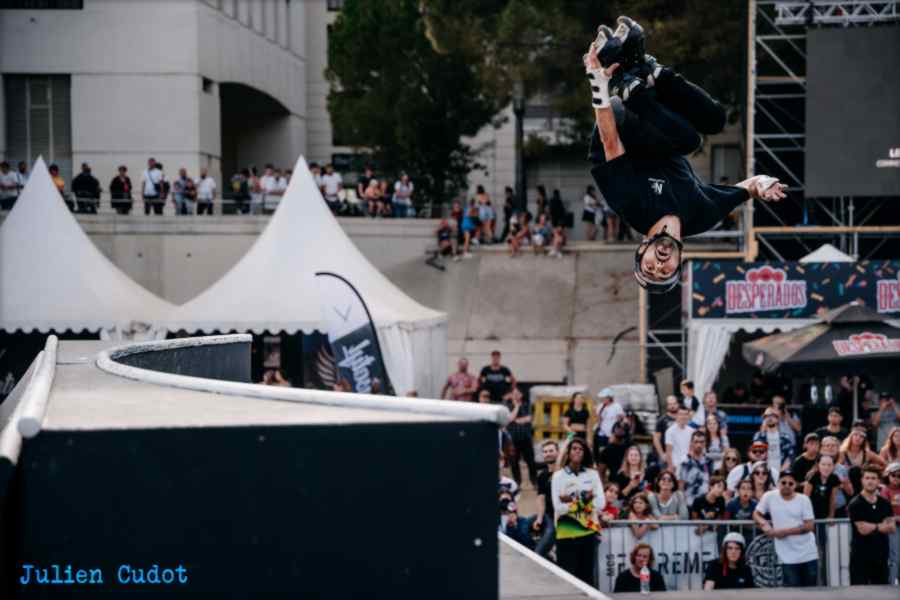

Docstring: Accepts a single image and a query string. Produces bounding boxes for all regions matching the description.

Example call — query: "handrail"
[0,351,44,466]
[16,336,59,438]
[96,334,510,426]
[606,517,848,526]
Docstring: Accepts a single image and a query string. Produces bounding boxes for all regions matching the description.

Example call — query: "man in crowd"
[142,157,164,215]
[754,407,794,473]
[195,167,216,216]
[872,392,900,450]
[320,163,343,214]
[260,164,279,211]
[727,441,777,493]
[49,163,66,202]
[652,395,680,469]
[504,386,537,488]
[393,172,415,217]
[848,465,896,584]
[791,433,820,483]
[532,440,559,558]
[16,161,29,191]
[680,379,699,413]
[754,470,818,587]
[814,407,848,444]
[357,164,374,204]
[665,405,694,472]
[691,390,728,433]
[479,351,514,404]
[725,478,758,520]
[882,462,900,585]
[691,475,726,535]
[597,421,630,481]
[679,430,712,505]
[594,387,625,450]
[109,165,133,215]
[72,162,101,214]
[172,168,195,215]
[0,161,19,211]
[772,394,801,458]
[441,358,478,402]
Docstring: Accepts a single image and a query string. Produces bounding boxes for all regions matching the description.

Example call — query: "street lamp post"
[512,79,527,212]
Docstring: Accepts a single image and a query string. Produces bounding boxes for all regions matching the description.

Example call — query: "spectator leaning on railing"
[109,166,134,215]
[72,162,101,214]
[195,168,216,216]
[848,464,896,585]
[0,161,19,211]
[882,462,900,585]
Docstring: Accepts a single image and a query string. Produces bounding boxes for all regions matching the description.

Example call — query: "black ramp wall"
[10,421,497,598]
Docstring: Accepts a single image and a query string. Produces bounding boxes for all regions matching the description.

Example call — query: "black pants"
[850,552,889,585]
[112,199,133,215]
[556,534,596,586]
[0,196,16,211]
[591,69,726,163]
[508,427,537,486]
[197,201,213,215]
[144,196,163,215]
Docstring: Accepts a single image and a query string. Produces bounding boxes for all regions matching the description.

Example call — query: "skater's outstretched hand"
[736,175,788,202]
[584,41,620,108]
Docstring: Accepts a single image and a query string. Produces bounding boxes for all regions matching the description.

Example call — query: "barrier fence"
[597,519,850,592]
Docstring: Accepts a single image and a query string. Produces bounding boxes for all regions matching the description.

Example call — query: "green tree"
[326,0,501,208]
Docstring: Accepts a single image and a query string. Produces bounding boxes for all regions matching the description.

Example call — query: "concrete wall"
[463,106,517,211]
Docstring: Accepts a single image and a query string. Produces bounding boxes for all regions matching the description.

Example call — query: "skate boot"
[613,16,646,72]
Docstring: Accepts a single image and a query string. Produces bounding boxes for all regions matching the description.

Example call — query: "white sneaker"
[452,255,461,262]
[463,252,473,259]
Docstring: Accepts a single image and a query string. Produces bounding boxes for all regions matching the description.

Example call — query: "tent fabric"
[160,156,447,398]
[0,158,175,337]
[799,243,854,263]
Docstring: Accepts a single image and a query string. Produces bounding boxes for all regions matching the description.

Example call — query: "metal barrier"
[597,518,850,592]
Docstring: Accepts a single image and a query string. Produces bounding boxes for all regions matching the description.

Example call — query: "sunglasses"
[725,457,739,462]
[753,471,768,476]
[780,481,796,487]
[889,473,900,478]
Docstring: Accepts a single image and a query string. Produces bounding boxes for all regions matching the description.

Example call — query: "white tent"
[0,158,175,338]
[799,243,855,263]
[160,156,447,398]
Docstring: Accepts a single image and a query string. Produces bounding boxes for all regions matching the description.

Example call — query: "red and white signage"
[725,267,807,314]
[833,332,900,356]
[877,273,900,313]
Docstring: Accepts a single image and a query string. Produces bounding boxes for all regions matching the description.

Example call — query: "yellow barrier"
[532,394,594,442]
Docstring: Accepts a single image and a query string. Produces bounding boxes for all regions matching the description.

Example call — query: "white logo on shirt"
[649,178,665,195]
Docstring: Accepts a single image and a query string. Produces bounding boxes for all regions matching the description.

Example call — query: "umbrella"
[742,301,900,420]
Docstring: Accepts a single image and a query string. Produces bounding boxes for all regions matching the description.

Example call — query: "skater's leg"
[653,68,727,136]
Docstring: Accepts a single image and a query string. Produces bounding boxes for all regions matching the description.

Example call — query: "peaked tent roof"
[0,158,175,333]
[799,243,854,263]
[162,156,445,333]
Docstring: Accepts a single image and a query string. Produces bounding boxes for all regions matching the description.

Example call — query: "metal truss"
[774,1,899,25]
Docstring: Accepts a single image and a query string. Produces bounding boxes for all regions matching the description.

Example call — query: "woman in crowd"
[839,421,886,492]
[530,213,552,255]
[475,185,495,243]
[364,178,382,217]
[719,448,742,485]
[582,184,600,241]
[551,437,604,585]
[803,453,840,519]
[703,532,755,590]
[534,184,548,218]
[458,203,478,259]
[507,211,531,257]
[379,179,393,217]
[614,446,653,501]
[879,426,900,464]
[749,461,775,501]
[500,186,515,241]
[704,413,730,472]
[613,543,667,593]
[562,392,591,441]
[648,470,689,520]
[600,482,622,524]
[625,492,658,540]
[820,435,855,517]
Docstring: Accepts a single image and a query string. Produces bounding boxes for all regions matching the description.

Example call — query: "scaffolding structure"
[640,1,900,388]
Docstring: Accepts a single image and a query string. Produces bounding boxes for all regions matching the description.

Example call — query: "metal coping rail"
[96,334,510,426]
[0,351,45,466]
[14,336,59,440]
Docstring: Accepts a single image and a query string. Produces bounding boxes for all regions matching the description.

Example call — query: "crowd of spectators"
[308,162,418,219]
[475,367,900,590]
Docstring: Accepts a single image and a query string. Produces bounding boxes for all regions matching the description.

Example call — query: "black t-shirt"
[357,174,372,194]
[536,467,554,520]
[791,454,817,484]
[814,426,848,443]
[683,395,700,412]
[479,365,512,403]
[598,442,628,475]
[848,493,893,558]
[691,495,726,520]
[564,406,590,427]
[437,226,451,242]
[806,472,840,519]
[612,469,655,501]
[613,568,666,593]
[703,560,755,589]
[589,131,749,237]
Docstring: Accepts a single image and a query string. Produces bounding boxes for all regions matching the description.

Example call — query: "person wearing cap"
[479,351,514,404]
[727,441,775,493]
[791,433,820,484]
[703,532,755,590]
[499,496,535,550]
[880,462,900,585]
[753,407,795,474]
[848,465,896,584]
[872,391,900,451]
[593,387,624,450]
[814,407,847,446]
[753,469,818,587]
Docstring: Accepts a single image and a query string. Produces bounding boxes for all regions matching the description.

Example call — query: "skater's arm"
[595,105,625,162]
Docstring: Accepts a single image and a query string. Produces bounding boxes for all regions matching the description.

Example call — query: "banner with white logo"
[688,260,900,318]
[315,272,394,395]
[596,522,850,592]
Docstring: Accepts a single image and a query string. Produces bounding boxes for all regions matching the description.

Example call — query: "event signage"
[832,332,900,356]
[688,260,900,319]
[315,272,394,395]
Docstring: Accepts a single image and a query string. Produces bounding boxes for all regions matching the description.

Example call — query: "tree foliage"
[326,0,501,206]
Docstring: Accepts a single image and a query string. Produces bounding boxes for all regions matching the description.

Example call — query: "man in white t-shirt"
[141,157,163,215]
[320,164,343,213]
[260,164,279,211]
[195,167,217,216]
[392,172,414,217]
[753,470,818,587]
[0,161,19,211]
[665,405,695,472]
[594,387,624,449]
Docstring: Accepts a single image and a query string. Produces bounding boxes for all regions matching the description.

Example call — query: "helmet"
[633,231,684,294]
[722,532,746,549]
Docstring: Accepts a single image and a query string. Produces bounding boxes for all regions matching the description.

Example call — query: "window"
[327,0,343,11]
[4,75,73,181]
[0,0,84,8]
